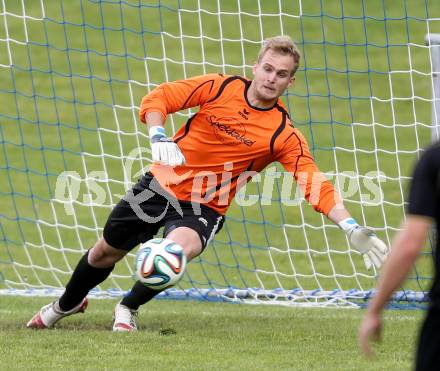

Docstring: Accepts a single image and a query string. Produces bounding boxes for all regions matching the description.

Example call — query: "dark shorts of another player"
[415,304,440,371]
[103,172,225,251]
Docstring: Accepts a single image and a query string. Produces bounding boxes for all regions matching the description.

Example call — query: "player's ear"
[252,62,258,76]
[288,76,295,88]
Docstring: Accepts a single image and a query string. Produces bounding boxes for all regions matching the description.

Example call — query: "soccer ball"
[135,238,187,290]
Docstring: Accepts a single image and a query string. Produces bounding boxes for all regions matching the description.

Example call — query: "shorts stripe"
[206,216,223,246]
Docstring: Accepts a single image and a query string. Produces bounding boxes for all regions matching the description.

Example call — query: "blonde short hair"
[257,35,301,76]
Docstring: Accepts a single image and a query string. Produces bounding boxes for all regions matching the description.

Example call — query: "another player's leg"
[112,226,201,332]
[27,238,126,329]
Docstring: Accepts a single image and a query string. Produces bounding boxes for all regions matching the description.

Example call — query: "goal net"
[1,0,439,307]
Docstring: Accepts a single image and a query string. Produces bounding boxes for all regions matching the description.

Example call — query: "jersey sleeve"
[276,127,342,216]
[139,73,227,123]
[407,145,440,218]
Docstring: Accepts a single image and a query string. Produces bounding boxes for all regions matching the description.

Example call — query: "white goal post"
[1,1,439,307]
[426,33,440,142]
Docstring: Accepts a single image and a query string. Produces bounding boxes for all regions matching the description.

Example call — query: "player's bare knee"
[166,227,202,261]
[88,237,127,268]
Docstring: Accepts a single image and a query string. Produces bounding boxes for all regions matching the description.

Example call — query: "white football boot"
[112,302,138,332]
[26,298,88,329]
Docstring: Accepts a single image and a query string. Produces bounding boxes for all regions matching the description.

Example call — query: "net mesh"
[1,0,439,307]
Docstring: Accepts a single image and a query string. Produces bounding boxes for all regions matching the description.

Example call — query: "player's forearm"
[145,111,165,129]
[140,80,192,123]
[327,204,351,224]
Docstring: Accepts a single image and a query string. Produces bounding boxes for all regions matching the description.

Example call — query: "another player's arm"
[358,215,431,357]
[277,127,388,270]
[139,74,225,166]
[359,145,438,357]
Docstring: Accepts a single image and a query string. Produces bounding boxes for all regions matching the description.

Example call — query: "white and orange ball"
[135,238,187,290]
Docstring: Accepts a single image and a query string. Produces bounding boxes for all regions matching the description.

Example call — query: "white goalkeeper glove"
[339,218,389,270]
[149,126,185,166]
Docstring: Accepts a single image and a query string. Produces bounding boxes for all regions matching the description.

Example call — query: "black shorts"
[103,173,224,251]
[415,305,440,371]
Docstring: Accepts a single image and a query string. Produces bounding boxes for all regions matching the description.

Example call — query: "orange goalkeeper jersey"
[139,73,341,216]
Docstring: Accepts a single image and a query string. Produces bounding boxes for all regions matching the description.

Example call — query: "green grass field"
[0,296,424,370]
[0,0,439,369]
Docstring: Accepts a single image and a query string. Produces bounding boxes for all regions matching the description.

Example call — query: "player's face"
[249,49,295,108]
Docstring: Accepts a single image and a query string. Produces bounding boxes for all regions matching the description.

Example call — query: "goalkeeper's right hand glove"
[149,126,185,167]
[339,218,389,270]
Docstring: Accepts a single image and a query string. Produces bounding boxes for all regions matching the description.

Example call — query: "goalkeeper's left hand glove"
[149,126,185,167]
[339,218,389,270]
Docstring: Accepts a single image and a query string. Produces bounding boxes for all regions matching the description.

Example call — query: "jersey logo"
[238,108,250,120]
[207,115,255,147]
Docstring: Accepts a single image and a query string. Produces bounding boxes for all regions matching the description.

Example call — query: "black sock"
[120,281,161,310]
[58,251,114,311]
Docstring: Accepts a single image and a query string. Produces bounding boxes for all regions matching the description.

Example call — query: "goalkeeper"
[27,35,388,332]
